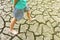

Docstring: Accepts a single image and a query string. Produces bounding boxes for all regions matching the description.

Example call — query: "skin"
[10,0,31,31]
[14,0,18,7]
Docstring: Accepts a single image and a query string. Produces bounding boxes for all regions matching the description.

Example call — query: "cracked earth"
[0,0,60,40]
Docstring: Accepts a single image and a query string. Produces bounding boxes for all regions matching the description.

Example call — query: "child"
[9,0,31,34]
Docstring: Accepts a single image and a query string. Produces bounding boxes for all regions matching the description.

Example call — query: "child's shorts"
[13,5,30,21]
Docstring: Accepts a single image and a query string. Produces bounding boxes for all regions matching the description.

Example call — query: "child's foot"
[9,29,18,35]
[31,18,36,20]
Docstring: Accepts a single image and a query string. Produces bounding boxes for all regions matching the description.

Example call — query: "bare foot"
[9,29,18,35]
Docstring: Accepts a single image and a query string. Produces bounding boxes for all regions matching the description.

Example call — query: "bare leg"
[10,17,16,31]
[27,10,31,20]
[27,10,35,21]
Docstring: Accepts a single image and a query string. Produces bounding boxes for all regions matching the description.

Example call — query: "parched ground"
[0,0,60,40]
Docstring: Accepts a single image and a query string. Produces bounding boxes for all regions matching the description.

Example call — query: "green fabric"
[11,0,27,9]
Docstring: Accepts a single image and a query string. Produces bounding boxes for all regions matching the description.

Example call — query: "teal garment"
[11,0,27,9]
